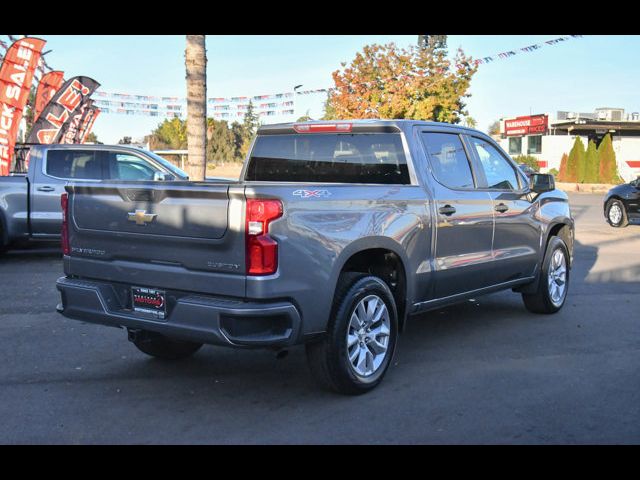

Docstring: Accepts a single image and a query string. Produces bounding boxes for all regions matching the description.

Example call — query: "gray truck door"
[418,130,495,299]
[465,136,540,283]
[31,149,102,236]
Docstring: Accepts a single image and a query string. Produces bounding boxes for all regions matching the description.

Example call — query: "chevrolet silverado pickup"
[0,144,188,253]
[56,120,574,394]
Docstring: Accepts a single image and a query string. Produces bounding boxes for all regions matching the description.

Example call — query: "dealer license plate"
[131,286,166,319]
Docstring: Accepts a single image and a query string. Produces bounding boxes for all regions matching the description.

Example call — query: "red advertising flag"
[80,107,100,143]
[34,70,64,122]
[60,99,92,144]
[27,76,100,145]
[0,37,46,175]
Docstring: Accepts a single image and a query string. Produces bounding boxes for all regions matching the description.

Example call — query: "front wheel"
[606,199,628,228]
[522,236,570,314]
[306,274,398,395]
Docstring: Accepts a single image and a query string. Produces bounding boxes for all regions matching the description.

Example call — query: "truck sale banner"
[59,99,93,144]
[0,37,46,175]
[27,76,100,145]
[33,70,65,122]
[78,105,100,143]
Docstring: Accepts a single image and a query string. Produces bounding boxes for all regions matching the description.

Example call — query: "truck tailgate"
[65,181,246,297]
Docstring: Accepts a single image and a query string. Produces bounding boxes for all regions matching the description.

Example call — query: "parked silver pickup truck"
[0,144,188,253]
[56,120,574,394]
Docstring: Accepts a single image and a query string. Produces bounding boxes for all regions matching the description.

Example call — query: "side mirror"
[153,171,174,182]
[529,173,555,193]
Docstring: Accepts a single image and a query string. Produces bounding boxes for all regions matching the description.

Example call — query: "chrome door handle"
[37,186,55,192]
[495,203,509,213]
[439,205,456,216]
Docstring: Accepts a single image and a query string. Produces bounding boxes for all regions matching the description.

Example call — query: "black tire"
[306,273,398,395]
[605,198,628,228]
[522,236,570,314]
[131,331,202,360]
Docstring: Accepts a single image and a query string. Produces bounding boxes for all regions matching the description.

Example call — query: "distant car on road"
[604,176,640,227]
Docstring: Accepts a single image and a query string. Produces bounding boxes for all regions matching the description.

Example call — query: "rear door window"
[46,150,102,180]
[420,132,475,189]
[470,137,521,190]
[245,133,410,184]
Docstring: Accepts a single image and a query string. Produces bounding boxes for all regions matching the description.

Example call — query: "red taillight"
[246,199,283,275]
[293,123,352,133]
[61,193,70,255]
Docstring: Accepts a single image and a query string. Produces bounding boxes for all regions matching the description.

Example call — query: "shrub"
[598,134,622,184]
[557,153,569,181]
[565,137,585,183]
[583,140,599,183]
[548,168,559,177]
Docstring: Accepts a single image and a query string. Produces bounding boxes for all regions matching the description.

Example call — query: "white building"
[497,108,640,181]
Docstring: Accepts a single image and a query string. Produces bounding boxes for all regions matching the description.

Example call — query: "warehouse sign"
[504,114,548,136]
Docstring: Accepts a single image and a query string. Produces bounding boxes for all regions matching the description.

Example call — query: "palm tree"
[185,35,207,180]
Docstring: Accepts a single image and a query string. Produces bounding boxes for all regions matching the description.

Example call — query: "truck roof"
[257,119,484,136]
[24,143,149,151]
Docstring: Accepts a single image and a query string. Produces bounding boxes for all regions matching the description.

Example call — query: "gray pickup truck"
[56,120,574,394]
[0,144,188,253]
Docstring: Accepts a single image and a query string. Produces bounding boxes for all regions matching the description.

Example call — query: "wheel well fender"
[331,238,411,332]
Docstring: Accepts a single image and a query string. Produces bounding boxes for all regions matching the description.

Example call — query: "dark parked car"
[604,176,640,227]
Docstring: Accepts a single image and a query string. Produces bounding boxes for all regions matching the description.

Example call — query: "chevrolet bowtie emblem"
[128,209,158,226]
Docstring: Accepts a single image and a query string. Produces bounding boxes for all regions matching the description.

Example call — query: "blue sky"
[29,35,640,144]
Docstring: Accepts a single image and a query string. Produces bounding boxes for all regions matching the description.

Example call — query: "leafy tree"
[118,136,132,144]
[327,42,477,122]
[487,120,501,136]
[239,101,260,160]
[206,118,236,165]
[85,132,101,144]
[463,116,477,129]
[230,121,246,162]
[322,92,337,120]
[513,155,540,172]
[147,118,187,150]
[548,168,559,177]
[296,110,313,122]
[557,153,569,182]
[583,140,599,183]
[597,134,622,184]
[565,137,585,183]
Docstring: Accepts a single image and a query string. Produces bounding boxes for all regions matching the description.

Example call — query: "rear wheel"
[129,330,202,360]
[606,199,628,228]
[522,236,570,314]
[306,273,398,395]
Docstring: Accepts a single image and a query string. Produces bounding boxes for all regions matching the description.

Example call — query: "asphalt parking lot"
[0,192,638,444]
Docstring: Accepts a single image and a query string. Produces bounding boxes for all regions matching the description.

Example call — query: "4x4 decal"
[292,189,331,198]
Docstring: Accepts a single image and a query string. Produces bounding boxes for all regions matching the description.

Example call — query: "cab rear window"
[245,133,410,184]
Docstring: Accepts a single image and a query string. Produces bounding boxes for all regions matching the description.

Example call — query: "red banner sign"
[504,114,548,137]
[0,37,46,175]
[79,106,100,143]
[34,70,65,122]
[27,76,100,145]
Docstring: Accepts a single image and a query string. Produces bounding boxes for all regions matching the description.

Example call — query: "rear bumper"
[56,276,302,348]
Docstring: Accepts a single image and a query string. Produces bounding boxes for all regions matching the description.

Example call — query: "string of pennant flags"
[1,35,583,120]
